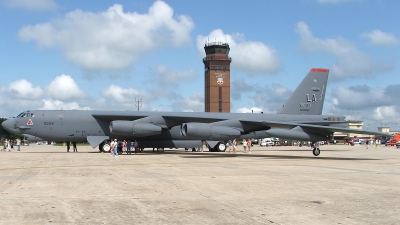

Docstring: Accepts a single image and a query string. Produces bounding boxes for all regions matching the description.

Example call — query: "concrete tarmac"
[0,144,399,224]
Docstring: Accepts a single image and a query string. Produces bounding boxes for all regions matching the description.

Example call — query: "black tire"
[213,142,226,152]
[313,148,320,156]
[99,141,111,153]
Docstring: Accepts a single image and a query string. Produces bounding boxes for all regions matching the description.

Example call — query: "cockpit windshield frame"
[17,111,35,118]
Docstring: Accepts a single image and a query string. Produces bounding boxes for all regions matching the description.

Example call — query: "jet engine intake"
[110,120,162,137]
[181,123,241,140]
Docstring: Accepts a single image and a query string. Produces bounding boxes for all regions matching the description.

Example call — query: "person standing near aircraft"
[1,139,6,152]
[110,139,114,156]
[232,139,237,153]
[130,141,134,154]
[227,140,233,153]
[134,140,138,154]
[112,139,118,157]
[242,139,247,153]
[200,140,205,152]
[247,139,252,153]
[7,139,11,151]
[66,142,70,152]
[72,142,78,152]
[16,138,21,151]
[126,140,131,154]
[10,140,15,151]
[122,140,127,154]
[375,139,381,149]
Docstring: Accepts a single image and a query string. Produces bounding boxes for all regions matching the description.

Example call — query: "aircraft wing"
[92,112,223,124]
[293,120,364,125]
[294,123,391,136]
[239,119,391,137]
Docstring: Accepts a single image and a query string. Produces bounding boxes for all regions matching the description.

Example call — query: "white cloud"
[197,29,281,75]
[361,29,399,45]
[46,75,86,101]
[295,21,393,80]
[151,65,197,85]
[1,0,57,11]
[41,100,90,110]
[171,92,204,112]
[236,107,263,113]
[0,77,91,115]
[251,83,291,114]
[18,1,194,72]
[231,77,252,100]
[372,106,399,121]
[330,85,389,109]
[102,85,150,103]
[6,79,44,99]
[324,85,400,128]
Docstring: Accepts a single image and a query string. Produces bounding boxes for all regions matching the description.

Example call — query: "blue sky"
[0,0,399,130]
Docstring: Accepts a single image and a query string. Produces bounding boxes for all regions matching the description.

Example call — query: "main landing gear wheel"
[312,148,320,156]
[208,142,226,152]
[99,141,111,153]
[217,143,226,152]
[211,142,226,152]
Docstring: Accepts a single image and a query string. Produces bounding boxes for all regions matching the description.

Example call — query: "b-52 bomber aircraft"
[2,68,389,156]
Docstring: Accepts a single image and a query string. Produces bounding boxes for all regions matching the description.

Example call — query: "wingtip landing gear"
[311,141,320,156]
[312,147,320,156]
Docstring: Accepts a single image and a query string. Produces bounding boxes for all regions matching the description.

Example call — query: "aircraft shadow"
[148,150,379,161]
[12,149,380,161]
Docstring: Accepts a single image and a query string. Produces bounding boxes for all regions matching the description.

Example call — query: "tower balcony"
[203,56,232,62]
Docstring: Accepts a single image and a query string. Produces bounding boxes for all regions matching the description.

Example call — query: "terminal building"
[333,122,393,143]
[203,42,231,112]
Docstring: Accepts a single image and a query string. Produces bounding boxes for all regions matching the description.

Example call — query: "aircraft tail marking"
[277,68,329,115]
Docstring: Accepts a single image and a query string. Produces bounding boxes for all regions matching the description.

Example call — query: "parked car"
[260,138,274,146]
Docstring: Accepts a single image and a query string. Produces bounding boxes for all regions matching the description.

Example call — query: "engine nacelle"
[181,123,241,140]
[109,121,162,137]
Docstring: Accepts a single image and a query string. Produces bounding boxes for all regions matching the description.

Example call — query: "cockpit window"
[17,111,35,118]
[17,112,25,117]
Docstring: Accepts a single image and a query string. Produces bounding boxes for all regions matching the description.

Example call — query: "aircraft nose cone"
[2,119,15,132]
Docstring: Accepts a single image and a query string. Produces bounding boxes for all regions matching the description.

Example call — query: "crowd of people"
[226,139,253,153]
[109,139,139,157]
[1,138,22,152]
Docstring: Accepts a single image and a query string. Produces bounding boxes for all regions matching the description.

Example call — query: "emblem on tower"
[216,73,224,85]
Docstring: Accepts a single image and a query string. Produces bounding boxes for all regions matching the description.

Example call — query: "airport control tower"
[203,42,231,112]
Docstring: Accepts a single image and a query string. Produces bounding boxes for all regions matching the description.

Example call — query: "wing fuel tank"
[265,128,328,141]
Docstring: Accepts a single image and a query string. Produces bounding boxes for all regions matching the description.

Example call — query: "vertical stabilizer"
[277,68,329,115]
